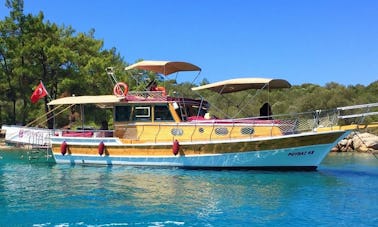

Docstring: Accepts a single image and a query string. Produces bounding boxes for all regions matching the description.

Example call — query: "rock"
[358,144,369,152]
[331,146,340,152]
[352,135,364,149]
[367,143,378,150]
[352,132,378,152]
[339,139,348,146]
[332,132,378,152]
[333,138,354,152]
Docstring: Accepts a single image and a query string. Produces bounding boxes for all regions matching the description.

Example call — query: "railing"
[126,91,167,101]
[56,129,114,138]
[52,112,336,142]
[337,103,378,122]
[53,103,378,143]
[111,112,335,143]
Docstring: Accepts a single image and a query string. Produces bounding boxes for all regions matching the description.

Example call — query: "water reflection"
[44,166,344,221]
[0,151,377,226]
[0,149,54,164]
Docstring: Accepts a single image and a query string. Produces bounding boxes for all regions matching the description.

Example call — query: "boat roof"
[48,94,208,107]
[191,78,291,94]
[48,95,124,107]
[124,60,201,76]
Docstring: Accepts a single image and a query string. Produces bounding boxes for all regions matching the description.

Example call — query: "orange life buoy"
[155,86,166,96]
[113,82,128,96]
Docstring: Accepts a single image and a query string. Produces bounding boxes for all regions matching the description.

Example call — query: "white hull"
[1,125,54,146]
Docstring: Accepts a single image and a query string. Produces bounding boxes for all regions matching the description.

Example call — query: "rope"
[26,104,74,128]
[352,129,378,160]
[26,104,63,127]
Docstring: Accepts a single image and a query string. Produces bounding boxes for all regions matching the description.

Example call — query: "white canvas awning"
[191,78,291,94]
[125,60,201,75]
[48,95,124,107]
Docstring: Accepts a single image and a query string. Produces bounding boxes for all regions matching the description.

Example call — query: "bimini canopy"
[124,60,201,76]
[48,95,124,108]
[192,78,291,94]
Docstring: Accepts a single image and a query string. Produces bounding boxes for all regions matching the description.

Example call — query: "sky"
[1,0,378,86]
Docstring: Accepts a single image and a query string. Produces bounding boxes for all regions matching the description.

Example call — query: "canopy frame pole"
[190,71,202,85]
[106,67,119,88]
[231,83,269,118]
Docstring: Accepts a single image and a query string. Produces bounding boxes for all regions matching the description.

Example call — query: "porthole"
[215,127,228,135]
[171,128,183,136]
[241,127,254,135]
[198,128,204,133]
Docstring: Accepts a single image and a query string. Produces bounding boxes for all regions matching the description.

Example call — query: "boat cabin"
[114,97,209,123]
[47,61,293,142]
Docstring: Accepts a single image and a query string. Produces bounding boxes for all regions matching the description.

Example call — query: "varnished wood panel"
[52,131,345,157]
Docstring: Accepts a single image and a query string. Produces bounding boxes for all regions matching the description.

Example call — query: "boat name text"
[288,150,315,156]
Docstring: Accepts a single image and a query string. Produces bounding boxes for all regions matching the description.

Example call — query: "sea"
[0,149,377,227]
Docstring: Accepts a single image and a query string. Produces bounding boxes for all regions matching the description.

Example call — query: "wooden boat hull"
[51,130,350,170]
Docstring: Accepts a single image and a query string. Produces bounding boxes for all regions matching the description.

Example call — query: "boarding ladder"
[26,129,52,161]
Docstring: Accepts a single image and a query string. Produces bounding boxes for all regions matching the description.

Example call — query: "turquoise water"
[0,149,377,226]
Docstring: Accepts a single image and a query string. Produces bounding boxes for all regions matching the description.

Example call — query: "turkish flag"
[30,81,48,103]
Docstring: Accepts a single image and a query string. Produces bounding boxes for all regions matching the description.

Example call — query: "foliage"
[0,0,125,127]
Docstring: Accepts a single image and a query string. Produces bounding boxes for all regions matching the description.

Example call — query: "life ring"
[113,82,128,96]
[155,86,166,96]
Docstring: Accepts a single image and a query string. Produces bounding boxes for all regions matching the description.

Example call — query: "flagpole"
[40,80,52,100]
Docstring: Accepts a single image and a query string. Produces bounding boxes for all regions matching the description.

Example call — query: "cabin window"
[115,105,131,122]
[241,127,254,135]
[154,105,174,121]
[134,106,151,121]
[171,128,183,136]
[215,127,228,135]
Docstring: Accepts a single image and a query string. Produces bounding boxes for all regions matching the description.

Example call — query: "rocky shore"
[332,131,378,153]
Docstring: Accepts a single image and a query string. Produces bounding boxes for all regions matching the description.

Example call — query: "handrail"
[209,124,216,141]
[336,102,378,122]
[337,102,378,110]
[229,122,236,140]
[338,112,378,119]
[126,91,167,101]
[137,125,144,140]
[154,124,161,143]
[190,123,197,142]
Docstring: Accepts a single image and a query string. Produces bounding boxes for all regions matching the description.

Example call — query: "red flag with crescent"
[30,81,48,103]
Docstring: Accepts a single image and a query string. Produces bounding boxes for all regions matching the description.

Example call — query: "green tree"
[0,0,126,127]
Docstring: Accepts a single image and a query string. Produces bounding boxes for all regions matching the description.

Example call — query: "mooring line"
[353,129,378,160]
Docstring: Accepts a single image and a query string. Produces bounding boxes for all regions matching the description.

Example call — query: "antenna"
[106,67,118,87]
